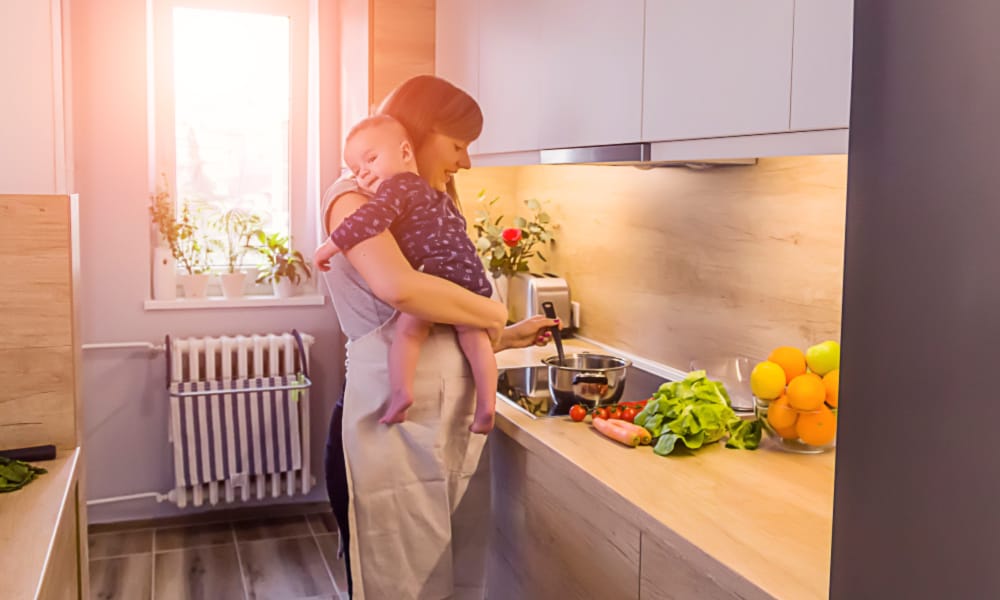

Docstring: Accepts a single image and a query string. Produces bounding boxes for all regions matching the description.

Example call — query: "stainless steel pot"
[542,353,632,414]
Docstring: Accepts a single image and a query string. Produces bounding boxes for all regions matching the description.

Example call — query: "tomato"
[622,407,639,423]
[569,404,587,422]
[607,405,623,420]
[593,407,610,420]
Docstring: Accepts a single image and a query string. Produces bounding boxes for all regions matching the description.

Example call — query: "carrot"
[592,417,640,447]
[609,419,653,445]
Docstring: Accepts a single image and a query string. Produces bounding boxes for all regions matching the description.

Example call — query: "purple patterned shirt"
[330,172,493,297]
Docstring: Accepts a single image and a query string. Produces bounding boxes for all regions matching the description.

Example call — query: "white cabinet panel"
[537,0,644,149]
[643,0,795,142]
[0,0,67,194]
[790,0,854,130]
[477,0,541,154]
[436,0,481,153]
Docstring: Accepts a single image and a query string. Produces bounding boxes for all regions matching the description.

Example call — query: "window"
[151,0,311,280]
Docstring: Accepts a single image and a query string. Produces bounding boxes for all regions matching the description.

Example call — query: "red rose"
[501,228,522,247]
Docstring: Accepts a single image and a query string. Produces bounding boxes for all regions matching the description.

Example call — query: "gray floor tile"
[239,536,336,599]
[156,521,234,551]
[233,515,311,541]
[155,544,246,600]
[315,534,349,596]
[306,512,338,535]
[89,555,153,600]
[88,529,153,559]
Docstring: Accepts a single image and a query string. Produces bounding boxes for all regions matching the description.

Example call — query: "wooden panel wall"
[0,194,80,450]
[371,0,436,108]
[457,156,847,368]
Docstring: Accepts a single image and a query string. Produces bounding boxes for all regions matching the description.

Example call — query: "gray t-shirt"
[320,174,395,341]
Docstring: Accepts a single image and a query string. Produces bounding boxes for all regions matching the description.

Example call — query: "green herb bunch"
[253,231,312,285]
[0,456,47,493]
[149,177,210,275]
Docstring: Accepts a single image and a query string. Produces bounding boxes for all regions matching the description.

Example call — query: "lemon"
[750,361,786,400]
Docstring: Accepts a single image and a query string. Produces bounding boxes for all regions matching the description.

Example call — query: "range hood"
[538,142,756,168]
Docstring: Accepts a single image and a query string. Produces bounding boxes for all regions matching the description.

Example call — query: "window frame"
[149,0,312,282]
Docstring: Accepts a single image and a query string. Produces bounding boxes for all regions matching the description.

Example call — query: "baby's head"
[344,115,419,193]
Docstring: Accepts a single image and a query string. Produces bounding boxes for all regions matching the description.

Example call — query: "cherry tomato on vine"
[622,407,639,423]
[593,407,610,420]
[569,404,587,422]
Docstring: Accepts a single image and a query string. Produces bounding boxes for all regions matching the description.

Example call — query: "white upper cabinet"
[536,0,644,149]
[477,0,541,154]
[436,0,482,153]
[642,0,795,142]
[0,0,70,194]
[790,0,854,130]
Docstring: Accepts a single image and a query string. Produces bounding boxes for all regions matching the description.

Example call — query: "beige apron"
[342,313,491,600]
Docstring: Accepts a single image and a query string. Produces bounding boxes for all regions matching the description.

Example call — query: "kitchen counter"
[492,339,834,599]
[0,448,82,600]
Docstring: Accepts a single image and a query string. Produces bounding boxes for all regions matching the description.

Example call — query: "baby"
[315,115,497,433]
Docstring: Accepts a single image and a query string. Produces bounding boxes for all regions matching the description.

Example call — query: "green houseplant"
[212,208,263,298]
[253,231,312,297]
[149,180,211,298]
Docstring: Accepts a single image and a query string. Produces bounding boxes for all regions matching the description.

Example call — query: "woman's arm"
[328,191,508,332]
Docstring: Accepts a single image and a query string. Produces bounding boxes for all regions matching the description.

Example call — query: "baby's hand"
[313,238,342,272]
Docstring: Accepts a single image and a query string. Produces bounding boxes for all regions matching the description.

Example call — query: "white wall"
[70,0,346,523]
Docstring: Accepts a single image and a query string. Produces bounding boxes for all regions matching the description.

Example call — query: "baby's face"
[345,125,414,194]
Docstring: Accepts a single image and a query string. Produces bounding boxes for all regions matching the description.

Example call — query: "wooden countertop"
[494,340,834,600]
[0,449,80,600]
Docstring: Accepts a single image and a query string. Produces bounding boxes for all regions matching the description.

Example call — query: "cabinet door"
[643,0,795,141]
[790,0,854,130]
[537,0,644,149]
[640,531,764,600]
[477,0,541,154]
[38,483,81,600]
[436,0,481,154]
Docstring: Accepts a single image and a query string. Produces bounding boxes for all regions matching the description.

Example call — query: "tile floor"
[88,512,348,600]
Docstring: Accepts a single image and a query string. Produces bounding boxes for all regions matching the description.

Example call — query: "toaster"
[508,272,573,334]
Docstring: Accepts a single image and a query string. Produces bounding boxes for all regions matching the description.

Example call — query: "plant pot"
[273,278,297,298]
[152,247,177,301]
[179,273,210,299]
[220,271,247,299]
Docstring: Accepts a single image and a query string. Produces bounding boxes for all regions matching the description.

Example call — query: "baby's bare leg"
[455,325,498,434]
[380,314,432,425]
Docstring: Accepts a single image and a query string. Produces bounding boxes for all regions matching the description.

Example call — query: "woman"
[320,75,557,599]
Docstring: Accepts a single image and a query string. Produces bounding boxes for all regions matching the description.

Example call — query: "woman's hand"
[495,316,559,352]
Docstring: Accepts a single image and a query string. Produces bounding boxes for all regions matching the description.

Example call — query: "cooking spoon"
[541,301,565,366]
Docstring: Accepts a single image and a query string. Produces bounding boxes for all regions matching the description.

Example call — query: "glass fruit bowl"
[754,396,837,454]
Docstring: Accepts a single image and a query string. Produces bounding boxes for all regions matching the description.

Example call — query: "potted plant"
[149,179,179,300]
[212,208,263,298]
[253,231,312,298]
[471,191,556,306]
[149,180,212,299]
[172,200,212,298]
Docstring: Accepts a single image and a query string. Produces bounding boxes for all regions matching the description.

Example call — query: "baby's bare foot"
[469,411,495,434]
[380,391,413,425]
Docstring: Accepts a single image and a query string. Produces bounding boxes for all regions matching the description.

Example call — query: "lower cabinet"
[487,433,641,599]
[639,532,752,600]
[37,482,82,600]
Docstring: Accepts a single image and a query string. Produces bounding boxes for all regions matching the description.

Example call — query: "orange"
[772,422,800,441]
[786,373,825,411]
[796,405,837,446]
[750,361,786,400]
[823,369,839,408]
[767,346,806,384]
[766,396,798,430]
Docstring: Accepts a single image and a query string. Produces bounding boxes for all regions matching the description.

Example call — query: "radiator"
[166,330,314,508]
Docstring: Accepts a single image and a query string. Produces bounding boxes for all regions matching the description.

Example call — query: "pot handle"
[571,372,608,386]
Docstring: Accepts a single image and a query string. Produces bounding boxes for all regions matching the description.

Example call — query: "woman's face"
[416,132,472,191]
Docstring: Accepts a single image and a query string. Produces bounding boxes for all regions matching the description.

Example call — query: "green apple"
[806,341,840,376]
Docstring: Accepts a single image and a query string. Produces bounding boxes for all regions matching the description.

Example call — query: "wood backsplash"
[456,156,847,368]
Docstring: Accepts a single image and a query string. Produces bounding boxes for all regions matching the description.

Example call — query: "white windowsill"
[144,294,326,311]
